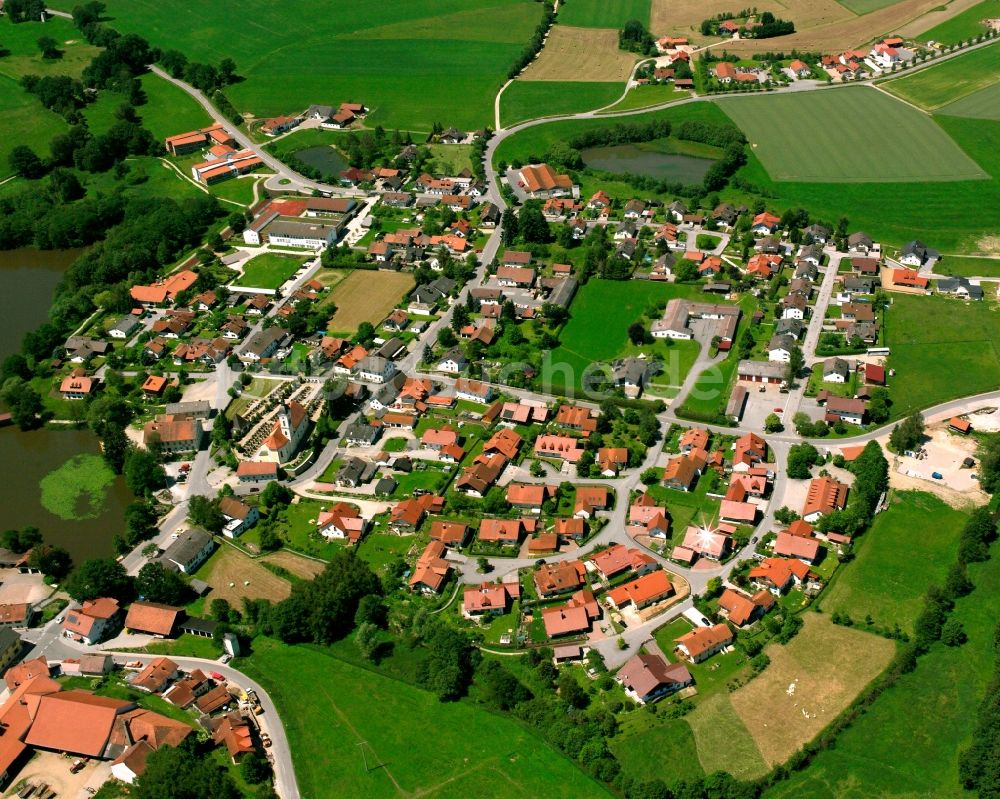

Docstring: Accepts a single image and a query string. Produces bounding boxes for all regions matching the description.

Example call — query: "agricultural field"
[883,40,1000,110]
[715,88,988,182]
[519,26,638,82]
[233,253,307,290]
[194,546,293,605]
[837,0,903,13]
[500,81,624,126]
[50,0,542,131]
[557,0,651,28]
[913,0,1000,43]
[732,112,1000,251]
[239,638,616,799]
[544,279,706,395]
[650,0,840,42]
[597,84,690,113]
[938,81,1000,119]
[821,491,967,632]
[729,614,897,768]
[885,293,1000,416]
[764,530,1000,798]
[326,270,415,334]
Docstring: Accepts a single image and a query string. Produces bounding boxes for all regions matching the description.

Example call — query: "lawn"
[935,254,1000,276]
[233,253,306,290]
[0,78,67,179]
[543,279,707,395]
[238,638,615,799]
[500,81,624,126]
[821,491,967,633]
[556,0,651,28]
[715,87,988,182]
[355,532,419,574]
[38,454,117,521]
[882,41,1000,111]
[326,270,415,335]
[917,0,1000,43]
[597,84,690,114]
[885,293,1000,417]
[274,498,348,560]
[425,144,474,175]
[729,614,897,768]
[57,0,543,131]
[144,633,224,659]
[764,527,1000,798]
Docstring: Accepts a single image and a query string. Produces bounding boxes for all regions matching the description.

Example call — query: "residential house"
[675,623,733,663]
[617,653,692,705]
[62,598,120,645]
[717,588,775,626]
[216,497,259,539]
[802,476,849,521]
[160,528,215,574]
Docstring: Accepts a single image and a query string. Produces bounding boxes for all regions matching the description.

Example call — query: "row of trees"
[507,1,555,79]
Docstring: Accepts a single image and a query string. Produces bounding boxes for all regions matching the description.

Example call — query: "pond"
[581,142,716,184]
[0,247,83,362]
[0,248,131,562]
[294,145,348,179]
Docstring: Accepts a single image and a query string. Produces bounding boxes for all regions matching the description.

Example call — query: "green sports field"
[917,0,1000,44]
[500,80,624,126]
[882,41,1000,111]
[556,0,651,28]
[821,491,967,633]
[885,293,1000,417]
[57,0,540,131]
[239,639,614,799]
[715,87,988,182]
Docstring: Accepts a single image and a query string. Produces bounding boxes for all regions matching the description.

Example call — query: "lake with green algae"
[40,454,117,521]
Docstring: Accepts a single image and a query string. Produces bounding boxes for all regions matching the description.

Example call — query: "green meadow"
[885,293,1000,416]
[821,491,968,633]
[765,519,1000,799]
[500,81,624,127]
[60,0,543,130]
[238,638,614,799]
